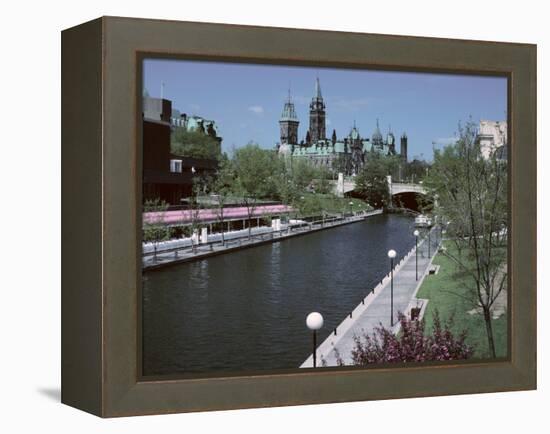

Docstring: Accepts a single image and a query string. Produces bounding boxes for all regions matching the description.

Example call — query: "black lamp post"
[306,312,324,368]
[388,249,396,326]
[413,230,419,280]
[349,201,353,216]
[428,229,431,258]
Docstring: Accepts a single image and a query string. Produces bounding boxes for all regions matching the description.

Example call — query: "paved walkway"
[302,227,440,367]
[143,210,384,271]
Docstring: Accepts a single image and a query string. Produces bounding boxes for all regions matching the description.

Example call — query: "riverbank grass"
[416,244,507,359]
[296,193,371,217]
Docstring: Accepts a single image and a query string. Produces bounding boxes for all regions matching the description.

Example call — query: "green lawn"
[416,245,508,359]
[296,193,372,217]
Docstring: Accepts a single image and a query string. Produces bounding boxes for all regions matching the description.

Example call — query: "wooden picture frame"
[61,16,536,417]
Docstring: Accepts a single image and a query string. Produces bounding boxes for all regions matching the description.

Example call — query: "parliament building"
[277,78,408,176]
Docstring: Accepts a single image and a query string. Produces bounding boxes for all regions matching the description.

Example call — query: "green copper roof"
[362,141,373,152]
[334,142,346,153]
[349,126,360,140]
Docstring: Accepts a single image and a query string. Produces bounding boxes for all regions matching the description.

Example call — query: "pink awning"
[144,204,294,225]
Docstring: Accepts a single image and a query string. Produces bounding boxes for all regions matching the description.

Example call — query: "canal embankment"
[143,209,383,271]
[142,213,418,375]
[301,226,440,368]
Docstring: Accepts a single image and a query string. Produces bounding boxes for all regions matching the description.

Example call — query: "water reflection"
[142,214,416,375]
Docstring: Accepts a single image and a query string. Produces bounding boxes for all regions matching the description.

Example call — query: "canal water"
[142,214,416,376]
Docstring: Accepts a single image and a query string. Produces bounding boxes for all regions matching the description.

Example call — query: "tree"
[171,127,221,160]
[296,194,324,218]
[340,311,472,365]
[210,154,235,246]
[381,154,403,181]
[233,143,279,239]
[186,175,210,253]
[273,158,300,206]
[273,158,332,210]
[143,199,171,261]
[424,121,507,358]
[403,158,431,183]
[312,166,332,194]
[333,154,350,176]
[288,158,317,193]
[355,154,391,209]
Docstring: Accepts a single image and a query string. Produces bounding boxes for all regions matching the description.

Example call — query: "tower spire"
[315,76,322,99]
[309,76,326,142]
[288,81,292,103]
[372,118,384,148]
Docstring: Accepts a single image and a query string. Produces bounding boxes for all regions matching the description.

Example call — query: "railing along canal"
[142,209,383,262]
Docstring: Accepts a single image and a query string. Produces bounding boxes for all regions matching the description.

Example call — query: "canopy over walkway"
[144,204,294,226]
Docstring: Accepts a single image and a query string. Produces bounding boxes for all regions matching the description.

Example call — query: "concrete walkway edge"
[301,227,440,368]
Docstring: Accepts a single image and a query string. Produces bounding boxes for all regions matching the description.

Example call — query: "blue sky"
[143,59,507,161]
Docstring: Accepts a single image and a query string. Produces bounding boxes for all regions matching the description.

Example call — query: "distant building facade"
[477,120,507,160]
[171,109,223,154]
[277,78,408,175]
[400,132,408,163]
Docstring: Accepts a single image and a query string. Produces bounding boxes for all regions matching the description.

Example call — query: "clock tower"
[309,77,326,143]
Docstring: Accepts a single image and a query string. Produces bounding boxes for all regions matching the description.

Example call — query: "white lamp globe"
[306,312,324,331]
[413,230,419,237]
[387,249,397,259]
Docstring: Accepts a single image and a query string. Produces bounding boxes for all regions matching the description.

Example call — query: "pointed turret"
[279,88,300,145]
[280,88,298,121]
[350,121,360,141]
[372,118,384,148]
[315,76,322,99]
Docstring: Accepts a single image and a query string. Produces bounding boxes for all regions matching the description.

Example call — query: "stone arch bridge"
[332,174,428,211]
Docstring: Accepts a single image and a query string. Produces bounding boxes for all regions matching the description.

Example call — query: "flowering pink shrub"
[348,311,473,365]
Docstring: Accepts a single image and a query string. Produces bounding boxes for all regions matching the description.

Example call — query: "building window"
[170,159,182,173]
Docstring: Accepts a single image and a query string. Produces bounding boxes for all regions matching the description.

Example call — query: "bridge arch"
[331,174,430,212]
[391,191,430,212]
[389,181,429,212]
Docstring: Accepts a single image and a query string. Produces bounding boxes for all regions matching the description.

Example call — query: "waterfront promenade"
[144,204,294,226]
[301,227,440,367]
[143,209,383,271]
